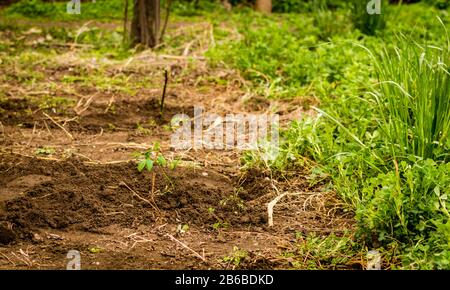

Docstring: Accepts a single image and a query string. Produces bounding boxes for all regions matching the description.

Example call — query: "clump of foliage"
[35,146,56,156]
[356,159,450,269]
[272,0,347,13]
[6,0,56,18]
[222,246,248,268]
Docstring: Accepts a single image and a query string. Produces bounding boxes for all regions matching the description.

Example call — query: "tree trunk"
[254,0,271,13]
[131,0,160,48]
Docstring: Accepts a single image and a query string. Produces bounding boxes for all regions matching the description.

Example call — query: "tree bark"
[131,0,160,48]
[254,0,272,13]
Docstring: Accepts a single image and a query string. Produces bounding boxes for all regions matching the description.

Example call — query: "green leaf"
[146,159,154,171]
[169,159,180,170]
[434,186,440,196]
[131,151,141,159]
[88,246,102,254]
[156,155,166,166]
[137,160,146,172]
[153,142,160,151]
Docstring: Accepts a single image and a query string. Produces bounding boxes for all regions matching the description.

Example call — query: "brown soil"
[0,152,352,269]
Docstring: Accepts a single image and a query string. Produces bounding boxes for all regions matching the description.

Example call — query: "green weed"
[35,146,56,156]
[134,142,179,173]
[222,246,248,268]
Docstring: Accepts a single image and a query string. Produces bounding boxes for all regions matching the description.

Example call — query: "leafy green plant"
[356,159,450,269]
[222,246,248,268]
[176,224,190,235]
[35,146,56,156]
[6,0,56,18]
[234,9,449,269]
[134,142,178,172]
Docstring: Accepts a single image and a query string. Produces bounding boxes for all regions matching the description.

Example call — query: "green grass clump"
[373,33,450,161]
[287,232,363,270]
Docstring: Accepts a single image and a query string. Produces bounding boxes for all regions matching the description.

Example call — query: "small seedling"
[207,207,228,230]
[213,221,229,230]
[176,224,189,235]
[133,142,179,172]
[162,124,173,132]
[88,246,102,254]
[222,246,248,268]
[35,146,55,156]
[136,122,152,136]
[168,159,180,170]
[134,142,161,172]
[107,123,116,131]
[219,188,246,212]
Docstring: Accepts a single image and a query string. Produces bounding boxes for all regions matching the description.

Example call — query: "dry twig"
[165,234,206,262]
[42,112,74,140]
[120,181,160,213]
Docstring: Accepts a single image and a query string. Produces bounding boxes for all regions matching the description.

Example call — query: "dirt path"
[0,20,353,269]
